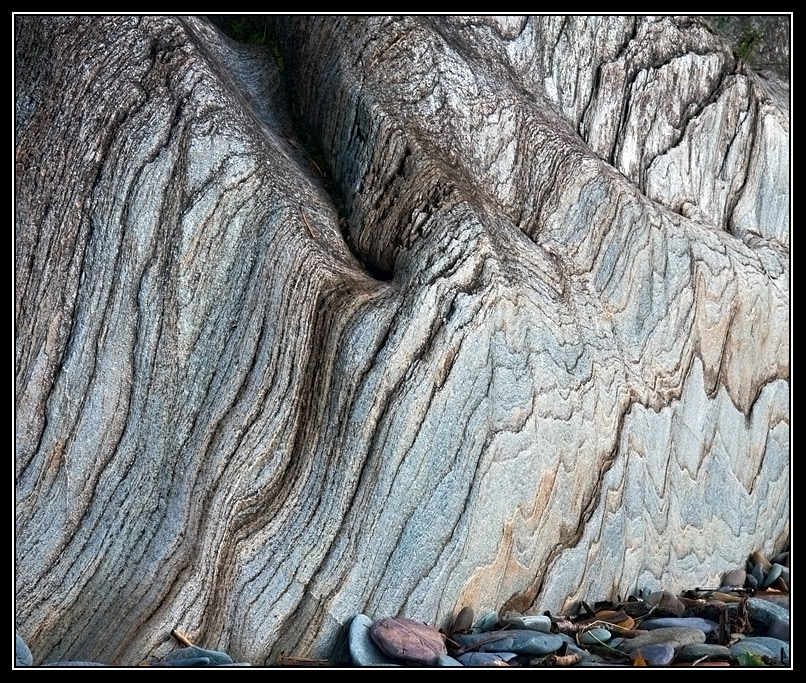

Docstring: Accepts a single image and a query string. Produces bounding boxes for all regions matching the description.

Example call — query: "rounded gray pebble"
[766,619,790,641]
[639,617,719,634]
[730,640,777,661]
[723,568,746,587]
[504,615,551,632]
[580,628,611,645]
[164,645,233,666]
[472,611,499,631]
[676,643,732,661]
[457,652,516,666]
[632,643,675,666]
[761,563,784,588]
[741,637,789,665]
[746,597,790,629]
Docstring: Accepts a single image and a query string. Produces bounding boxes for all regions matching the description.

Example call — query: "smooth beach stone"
[770,551,789,567]
[722,568,746,587]
[749,551,772,572]
[746,597,789,629]
[457,652,516,666]
[730,640,777,661]
[370,616,447,665]
[504,615,551,632]
[741,637,789,665]
[16,632,33,667]
[349,614,401,666]
[163,645,233,666]
[639,617,718,634]
[472,611,500,631]
[675,643,732,661]
[766,619,790,641]
[579,628,611,645]
[632,643,675,666]
[645,591,685,616]
[436,654,464,666]
[760,563,784,589]
[619,627,705,654]
[745,573,759,590]
[450,606,474,633]
[455,630,563,656]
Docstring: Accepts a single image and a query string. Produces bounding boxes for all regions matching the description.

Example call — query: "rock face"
[15,15,788,665]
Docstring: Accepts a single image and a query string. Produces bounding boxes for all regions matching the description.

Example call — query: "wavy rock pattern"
[15,15,788,664]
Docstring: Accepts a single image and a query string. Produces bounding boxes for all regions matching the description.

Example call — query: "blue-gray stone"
[751,562,765,585]
[745,574,758,590]
[766,619,790,641]
[472,611,499,631]
[163,645,233,666]
[16,632,33,667]
[632,643,675,666]
[639,617,718,634]
[746,597,789,629]
[436,654,464,666]
[457,652,516,666]
[42,661,107,666]
[761,563,784,588]
[730,640,777,661]
[579,628,611,645]
[741,637,789,665]
[348,614,401,667]
[455,630,563,656]
[619,627,705,653]
[676,643,732,661]
[504,615,551,632]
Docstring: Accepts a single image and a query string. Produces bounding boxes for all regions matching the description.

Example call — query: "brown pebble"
[749,551,771,572]
[722,569,746,587]
[450,606,474,634]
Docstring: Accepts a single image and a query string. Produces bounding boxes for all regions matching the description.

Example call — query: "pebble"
[436,654,464,666]
[162,645,233,666]
[503,615,551,632]
[730,640,778,661]
[740,637,789,665]
[766,619,790,641]
[370,616,446,665]
[457,652,516,666]
[349,614,401,666]
[639,617,719,634]
[472,611,499,631]
[675,643,732,661]
[579,628,611,645]
[632,643,675,666]
[746,597,790,630]
[645,590,685,616]
[722,568,746,587]
[454,630,563,656]
[450,606,474,633]
[761,563,784,589]
[618,627,705,654]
